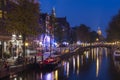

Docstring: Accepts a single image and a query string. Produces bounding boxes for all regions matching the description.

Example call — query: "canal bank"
[0,63,34,78]
[0,47,86,79]
[2,47,118,80]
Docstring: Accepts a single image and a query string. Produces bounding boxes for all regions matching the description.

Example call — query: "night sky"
[39,0,120,37]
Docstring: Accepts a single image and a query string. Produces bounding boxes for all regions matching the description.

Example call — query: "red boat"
[39,56,61,69]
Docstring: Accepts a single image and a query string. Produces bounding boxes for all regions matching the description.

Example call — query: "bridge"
[77,42,118,49]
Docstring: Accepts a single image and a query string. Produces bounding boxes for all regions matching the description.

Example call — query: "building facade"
[0,1,71,58]
[39,8,71,46]
[0,0,9,58]
[97,27,105,42]
[56,17,70,42]
[0,0,23,59]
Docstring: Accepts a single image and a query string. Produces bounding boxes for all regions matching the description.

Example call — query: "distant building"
[97,27,105,42]
[56,17,70,42]
[0,0,10,58]
[39,13,50,34]
[39,8,71,43]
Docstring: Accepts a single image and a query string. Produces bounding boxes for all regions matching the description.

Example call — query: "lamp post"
[25,42,28,64]
[25,42,28,57]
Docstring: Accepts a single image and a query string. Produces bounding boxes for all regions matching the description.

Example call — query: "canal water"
[3,47,120,80]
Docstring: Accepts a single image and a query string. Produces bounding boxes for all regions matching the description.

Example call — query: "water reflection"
[66,62,69,77]
[4,47,120,80]
[96,53,99,77]
[105,48,108,58]
[77,55,80,75]
[113,54,120,72]
[54,70,58,80]
[45,72,53,80]
[81,55,84,65]
[73,56,75,73]
[113,59,120,71]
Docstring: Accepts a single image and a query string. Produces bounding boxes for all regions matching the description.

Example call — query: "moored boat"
[39,56,61,69]
[113,50,120,61]
[113,50,120,72]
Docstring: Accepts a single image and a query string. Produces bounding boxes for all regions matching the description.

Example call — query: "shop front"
[0,34,23,59]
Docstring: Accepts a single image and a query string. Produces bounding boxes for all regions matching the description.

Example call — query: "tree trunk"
[22,34,26,58]
[0,43,2,59]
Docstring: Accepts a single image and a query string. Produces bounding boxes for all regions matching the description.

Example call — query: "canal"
[3,47,120,80]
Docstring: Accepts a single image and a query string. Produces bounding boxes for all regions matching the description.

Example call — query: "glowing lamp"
[25,42,28,46]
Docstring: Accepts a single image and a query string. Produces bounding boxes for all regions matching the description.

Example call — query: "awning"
[0,35,11,41]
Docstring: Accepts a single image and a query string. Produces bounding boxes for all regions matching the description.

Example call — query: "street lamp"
[25,42,29,57]
[96,38,99,42]
[25,42,28,47]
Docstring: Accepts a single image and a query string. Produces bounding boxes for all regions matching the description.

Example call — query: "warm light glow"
[12,34,16,37]
[14,78,17,80]
[0,10,2,18]
[96,38,99,41]
[97,27,102,35]
[81,55,84,65]
[92,49,94,60]
[77,55,80,74]
[19,77,23,80]
[105,48,108,58]
[54,70,58,80]
[66,62,69,77]
[96,50,100,77]
[94,48,97,59]
[18,35,22,38]
[96,57,99,77]
[84,51,89,59]
[25,42,28,46]
[73,56,75,73]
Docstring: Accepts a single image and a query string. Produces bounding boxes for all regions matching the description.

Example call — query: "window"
[3,11,7,18]
[0,10,2,18]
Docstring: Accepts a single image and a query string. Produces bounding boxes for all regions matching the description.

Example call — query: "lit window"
[3,11,7,18]
[0,10,2,18]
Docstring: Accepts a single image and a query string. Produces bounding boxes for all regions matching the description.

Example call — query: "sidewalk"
[0,63,32,79]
